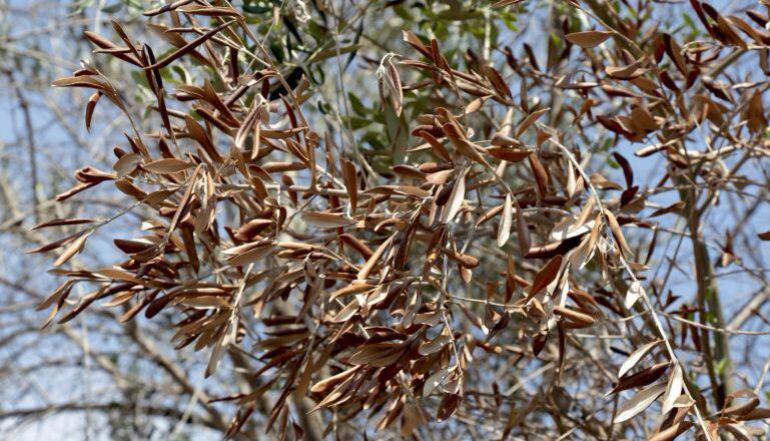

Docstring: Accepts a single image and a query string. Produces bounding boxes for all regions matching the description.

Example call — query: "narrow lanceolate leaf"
[185,116,223,162]
[565,159,577,197]
[758,230,770,240]
[301,212,356,228]
[168,165,201,234]
[625,281,645,309]
[348,343,404,367]
[418,334,451,356]
[144,20,236,70]
[527,255,562,298]
[143,158,192,173]
[357,235,395,280]
[497,194,513,247]
[605,62,647,80]
[554,306,595,328]
[423,367,452,397]
[614,383,667,423]
[85,92,101,132]
[179,5,244,17]
[83,31,141,66]
[27,232,83,254]
[612,152,634,188]
[330,282,373,300]
[605,210,632,257]
[342,159,358,213]
[487,147,530,162]
[32,218,95,230]
[436,394,461,422]
[205,337,225,378]
[661,364,683,415]
[648,421,694,441]
[516,206,531,255]
[565,30,613,48]
[225,243,272,267]
[528,153,549,196]
[515,107,549,138]
[618,340,661,378]
[441,171,466,224]
[310,366,359,394]
[53,231,92,267]
[609,362,669,395]
[234,99,261,150]
[380,57,403,116]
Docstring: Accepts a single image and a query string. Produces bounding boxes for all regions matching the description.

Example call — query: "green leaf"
[347,116,372,130]
[716,358,728,376]
[347,92,368,116]
[269,41,285,64]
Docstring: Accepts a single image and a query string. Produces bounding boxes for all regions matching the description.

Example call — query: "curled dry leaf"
[565,30,613,48]
[85,91,101,131]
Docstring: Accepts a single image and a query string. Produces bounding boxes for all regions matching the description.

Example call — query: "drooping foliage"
[32,1,770,439]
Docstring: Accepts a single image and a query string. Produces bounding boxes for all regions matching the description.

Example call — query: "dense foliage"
[26,0,770,439]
